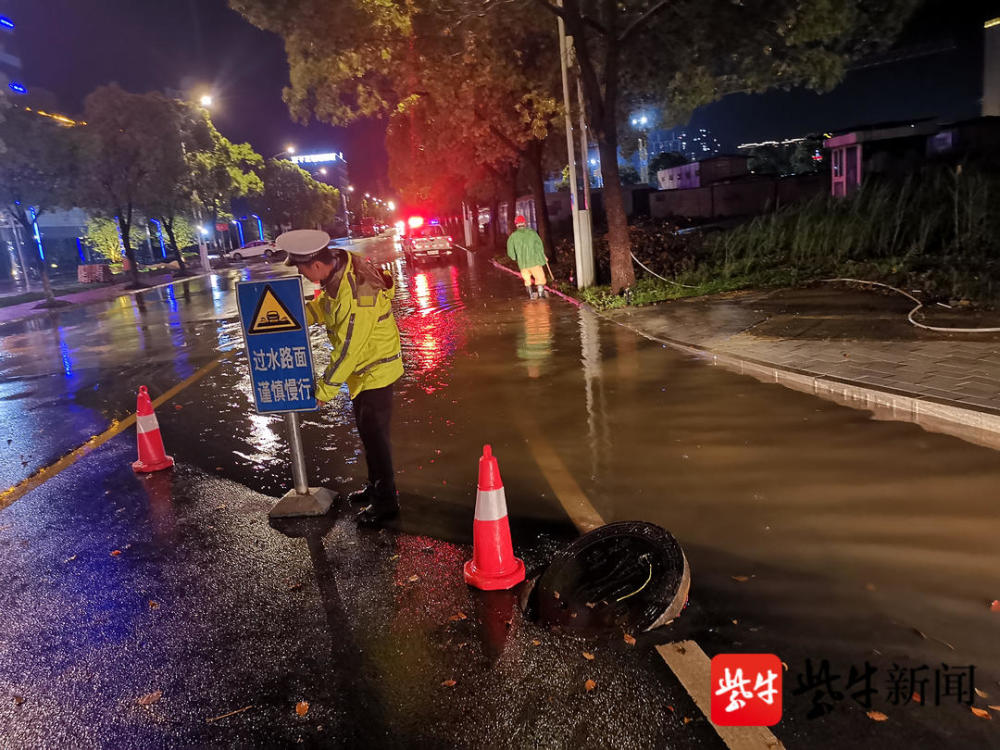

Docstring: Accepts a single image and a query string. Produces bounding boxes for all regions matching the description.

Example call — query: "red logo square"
[710,653,783,726]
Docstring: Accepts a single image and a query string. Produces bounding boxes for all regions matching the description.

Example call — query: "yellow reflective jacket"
[305,253,403,401]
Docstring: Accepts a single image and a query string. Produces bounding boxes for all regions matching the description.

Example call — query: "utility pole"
[575,73,594,288]
[557,2,595,289]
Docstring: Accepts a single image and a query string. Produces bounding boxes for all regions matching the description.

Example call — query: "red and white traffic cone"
[464,445,525,591]
[132,385,174,473]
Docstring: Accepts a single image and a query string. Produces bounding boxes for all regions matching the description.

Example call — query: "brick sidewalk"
[605,284,1000,429]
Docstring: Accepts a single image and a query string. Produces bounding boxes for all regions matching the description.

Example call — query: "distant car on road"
[231,240,278,262]
[403,224,454,264]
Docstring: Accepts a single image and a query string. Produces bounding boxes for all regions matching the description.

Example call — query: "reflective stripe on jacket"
[305,253,403,401]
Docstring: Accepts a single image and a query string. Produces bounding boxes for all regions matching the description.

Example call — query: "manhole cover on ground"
[532,521,689,634]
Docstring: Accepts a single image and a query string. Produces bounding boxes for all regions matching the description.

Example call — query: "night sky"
[11,0,1000,190]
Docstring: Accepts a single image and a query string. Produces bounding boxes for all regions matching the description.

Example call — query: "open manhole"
[528,521,689,634]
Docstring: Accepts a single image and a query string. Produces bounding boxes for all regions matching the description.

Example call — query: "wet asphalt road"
[2,235,1000,747]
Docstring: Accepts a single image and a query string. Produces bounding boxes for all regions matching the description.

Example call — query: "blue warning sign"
[236,277,317,414]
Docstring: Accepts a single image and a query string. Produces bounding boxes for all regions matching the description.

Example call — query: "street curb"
[485,254,1000,450]
[0,267,244,328]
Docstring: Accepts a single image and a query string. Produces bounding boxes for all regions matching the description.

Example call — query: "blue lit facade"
[0,11,24,95]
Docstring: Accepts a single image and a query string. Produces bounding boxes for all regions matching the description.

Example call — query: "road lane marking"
[657,642,785,750]
[0,357,224,511]
[516,390,784,750]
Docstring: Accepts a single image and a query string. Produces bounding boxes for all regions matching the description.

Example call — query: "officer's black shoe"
[348,484,374,505]
[356,501,400,527]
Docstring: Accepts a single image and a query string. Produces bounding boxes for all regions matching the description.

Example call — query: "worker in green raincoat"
[277,229,403,526]
[506,215,548,299]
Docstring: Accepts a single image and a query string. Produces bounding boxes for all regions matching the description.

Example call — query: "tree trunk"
[162,218,188,274]
[118,212,141,288]
[13,210,56,304]
[597,137,635,292]
[525,140,553,257]
[39,265,56,305]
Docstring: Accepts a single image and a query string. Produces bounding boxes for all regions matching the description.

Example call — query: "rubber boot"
[356,479,400,527]
[536,284,547,298]
[527,285,538,300]
[348,484,374,505]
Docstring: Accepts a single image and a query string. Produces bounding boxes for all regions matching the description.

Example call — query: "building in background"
[289,151,351,194]
[0,9,25,96]
[648,128,722,162]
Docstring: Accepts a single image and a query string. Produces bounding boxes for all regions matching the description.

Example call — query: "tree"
[77,85,184,288]
[250,159,338,232]
[0,102,79,305]
[83,217,145,263]
[524,0,919,291]
[230,0,562,254]
[618,165,640,186]
[188,116,264,251]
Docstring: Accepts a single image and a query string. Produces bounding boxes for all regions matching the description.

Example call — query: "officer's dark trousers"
[351,384,395,494]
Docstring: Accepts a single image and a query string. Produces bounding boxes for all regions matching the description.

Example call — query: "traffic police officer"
[277,229,404,526]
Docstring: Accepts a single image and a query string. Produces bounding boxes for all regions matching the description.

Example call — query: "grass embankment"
[575,167,1000,311]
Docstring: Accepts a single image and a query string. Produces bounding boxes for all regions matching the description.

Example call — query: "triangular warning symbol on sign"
[248,285,302,334]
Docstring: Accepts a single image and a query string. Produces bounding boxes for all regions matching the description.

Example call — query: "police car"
[402,220,454,264]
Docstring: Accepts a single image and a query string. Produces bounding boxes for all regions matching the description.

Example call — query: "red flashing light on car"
[407,216,425,229]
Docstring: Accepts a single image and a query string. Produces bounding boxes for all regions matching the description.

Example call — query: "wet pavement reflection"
[2,237,1000,745]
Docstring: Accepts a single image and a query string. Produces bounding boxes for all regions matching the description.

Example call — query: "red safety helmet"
[514,215,527,226]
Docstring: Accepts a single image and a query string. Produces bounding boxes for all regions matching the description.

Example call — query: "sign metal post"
[237,276,335,517]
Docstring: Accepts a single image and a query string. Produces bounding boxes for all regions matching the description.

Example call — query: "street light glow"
[286,145,296,154]
[199,94,213,107]
[347,185,355,192]
[319,167,327,175]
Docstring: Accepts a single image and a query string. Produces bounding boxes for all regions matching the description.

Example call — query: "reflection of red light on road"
[414,273,431,311]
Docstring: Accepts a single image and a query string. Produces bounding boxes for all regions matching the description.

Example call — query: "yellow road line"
[0,357,224,511]
[517,417,783,750]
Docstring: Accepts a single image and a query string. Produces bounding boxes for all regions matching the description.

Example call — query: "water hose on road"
[631,253,697,289]
[822,278,1000,334]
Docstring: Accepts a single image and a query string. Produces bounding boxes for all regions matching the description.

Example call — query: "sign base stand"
[269,487,337,519]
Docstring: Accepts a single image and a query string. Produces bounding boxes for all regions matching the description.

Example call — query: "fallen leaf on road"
[408,574,420,582]
[389,554,399,561]
[13,696,24,706]
[583,651,595,660]
[149,601,160,610]
[287,583,303,591]
[971,707,991,720]
[731,575,750,583]
[295,701,309,717]
[975,688,989,699]
[531,639,541,646]
[174,404,183,411]
[585,602,597,609]
[553,591,560,600]
[911,692,922,704]
[623,633,636,646]
[441,679,456,687]
[584,679,596,693]
[991,600,1000,612]
[110,550,122,557]
[683,717,692,724]
[988,705,1000,712]
[448,612,467,622]
[867,711,888,722]
[138,690,162,706]
[781,662,789,672]
[912,627,927,640]
[666,705,674,713]
[865,583,877,592]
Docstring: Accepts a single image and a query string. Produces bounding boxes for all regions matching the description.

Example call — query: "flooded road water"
[2,236,999,744]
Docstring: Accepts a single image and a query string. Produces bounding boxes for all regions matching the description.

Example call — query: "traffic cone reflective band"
[132,385,174,473]
[464,445,525,590]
